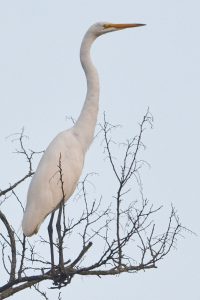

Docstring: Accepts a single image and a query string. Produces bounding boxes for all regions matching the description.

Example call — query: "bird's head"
[88,22,146,37]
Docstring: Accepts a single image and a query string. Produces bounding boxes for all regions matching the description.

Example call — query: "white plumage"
[22,22,145,236]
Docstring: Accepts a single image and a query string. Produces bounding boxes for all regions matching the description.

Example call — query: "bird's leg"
[48,211,55,274]
[56,201,65,274]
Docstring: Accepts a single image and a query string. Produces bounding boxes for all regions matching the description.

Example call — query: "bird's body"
[22,130,84,236]
[22,22,145,237]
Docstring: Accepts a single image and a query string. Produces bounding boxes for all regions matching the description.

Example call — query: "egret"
[22,22,145,237]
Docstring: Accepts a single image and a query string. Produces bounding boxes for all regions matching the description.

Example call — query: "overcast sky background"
[0,0,200,299]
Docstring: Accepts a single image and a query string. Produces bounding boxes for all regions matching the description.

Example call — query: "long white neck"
[73,31,99,153]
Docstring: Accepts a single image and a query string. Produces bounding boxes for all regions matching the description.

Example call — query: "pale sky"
[0,1,200,299]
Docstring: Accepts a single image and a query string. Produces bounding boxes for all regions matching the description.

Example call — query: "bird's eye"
[103,24,111,29]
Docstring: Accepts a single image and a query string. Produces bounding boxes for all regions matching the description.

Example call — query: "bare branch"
[0,210,16,282]
[0,111,186,299]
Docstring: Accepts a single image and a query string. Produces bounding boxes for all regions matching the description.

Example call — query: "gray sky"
[0,0,200,299]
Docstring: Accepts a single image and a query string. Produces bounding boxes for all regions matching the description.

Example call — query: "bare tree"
[0,111,184,299]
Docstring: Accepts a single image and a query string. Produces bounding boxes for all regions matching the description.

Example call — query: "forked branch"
[0,112,185,299]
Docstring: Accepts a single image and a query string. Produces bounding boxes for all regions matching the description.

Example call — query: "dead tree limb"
[0,111,186,299]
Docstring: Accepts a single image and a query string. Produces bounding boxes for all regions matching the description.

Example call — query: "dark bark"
[0,112,185,299]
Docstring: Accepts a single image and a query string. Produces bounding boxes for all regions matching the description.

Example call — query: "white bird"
[22,22,145,237]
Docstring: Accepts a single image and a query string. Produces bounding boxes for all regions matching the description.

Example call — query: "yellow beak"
[104,23,146,29]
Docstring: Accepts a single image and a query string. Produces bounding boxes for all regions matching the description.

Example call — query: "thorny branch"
[0,111,186,299]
